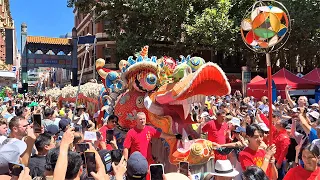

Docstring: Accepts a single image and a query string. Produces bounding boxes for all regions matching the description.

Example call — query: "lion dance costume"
[96,46,231,165]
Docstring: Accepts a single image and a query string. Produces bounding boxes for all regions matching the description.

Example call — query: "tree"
[68,0,320,73]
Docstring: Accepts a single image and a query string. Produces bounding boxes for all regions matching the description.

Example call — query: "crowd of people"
[0,85,319,180]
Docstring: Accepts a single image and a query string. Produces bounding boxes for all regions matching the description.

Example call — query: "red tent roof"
[303,68,320,84]
[250,75,264,83]
[248,68,317,90]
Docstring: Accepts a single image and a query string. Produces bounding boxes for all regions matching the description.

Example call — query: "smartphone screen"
[75,143,89,152]
[150,164,164,180]
[103,152,112,173]
[84,152,96,177]
[106,129,114,143]
[179,161,189,176]
[96,131,101,140]
[8,163,24,176]
[33,114,42,133]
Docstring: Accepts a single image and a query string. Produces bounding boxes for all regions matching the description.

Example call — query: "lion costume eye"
[187,57,205,72]
[146,74,157,85]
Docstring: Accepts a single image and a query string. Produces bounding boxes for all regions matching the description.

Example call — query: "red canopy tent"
[247,68,318,99]
[303,68,320,83]
[250,75,264,83]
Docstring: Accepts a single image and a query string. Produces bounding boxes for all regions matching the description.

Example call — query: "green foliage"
[185,0,238,53]
[68,0,320,73]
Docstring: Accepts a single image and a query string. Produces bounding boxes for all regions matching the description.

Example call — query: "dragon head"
[96,46,231,165]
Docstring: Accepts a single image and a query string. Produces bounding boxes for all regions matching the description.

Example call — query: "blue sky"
[10,0,74,51]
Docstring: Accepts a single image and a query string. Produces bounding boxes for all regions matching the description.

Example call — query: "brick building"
[74,7,117,82]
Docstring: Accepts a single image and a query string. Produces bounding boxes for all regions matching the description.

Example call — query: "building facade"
[0,0,19,89]
[74,7,117,82]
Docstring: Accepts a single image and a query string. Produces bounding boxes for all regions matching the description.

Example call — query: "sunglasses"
[21,123,30,128]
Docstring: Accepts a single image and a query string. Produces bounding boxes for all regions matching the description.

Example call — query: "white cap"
[311,103,319,107]
[229,117,241,127]
[258,123,270,132]
[200,112,214,119]
[308,111,320,120]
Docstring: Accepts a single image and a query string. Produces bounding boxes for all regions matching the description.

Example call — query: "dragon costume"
[96,46,231,165]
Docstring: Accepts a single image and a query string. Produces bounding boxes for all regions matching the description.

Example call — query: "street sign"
[12,66,16,73]
[243,72,251,83]
[78,35,96,45]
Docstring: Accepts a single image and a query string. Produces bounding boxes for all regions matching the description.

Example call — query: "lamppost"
[240,0,291,146]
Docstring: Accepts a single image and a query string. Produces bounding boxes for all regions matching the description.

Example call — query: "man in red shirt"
[98,115,118,150]
[239,124,278,179]
[259,110,291,180]
[123,112,181,164]
[202,109,228,159]
[273,118,291,180]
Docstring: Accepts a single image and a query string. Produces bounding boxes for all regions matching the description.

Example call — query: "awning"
[0,71,16,78]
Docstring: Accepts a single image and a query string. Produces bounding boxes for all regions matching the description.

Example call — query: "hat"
[229,117,240,127]
[164,173,189,180]
[0,139,27,174]
[200,112,214,119]
[59,109,65,117]
[28,102,38,107]
[258,123,269,132]
[3,97,10,103]
[311,103,319,107]
[291,108,299,113]
[59,119,70,131]
[234,126,246,133]
[46,124,59,135]
[308,111,320,121]
[210,160,239,177]
[70,103,75,108]
[39,102,46,107]
[126,152,148,179]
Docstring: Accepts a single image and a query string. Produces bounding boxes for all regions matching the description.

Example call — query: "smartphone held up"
[106,129,114,144]
[32,114,42,133]
[150,164,164,180]
[84,151,97,178]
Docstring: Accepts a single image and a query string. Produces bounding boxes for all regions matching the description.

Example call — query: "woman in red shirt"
[283,144,320,180]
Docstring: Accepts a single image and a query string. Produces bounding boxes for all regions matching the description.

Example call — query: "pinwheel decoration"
[241,0,291,53]
[240,1,291,153]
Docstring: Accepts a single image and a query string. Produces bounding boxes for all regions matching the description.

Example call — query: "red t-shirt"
[273,129,290,165]
[123,126,161,162]
[202,120,227,144]
[99,125,114,150]
[239,147,266,171]
[284,166,320,180]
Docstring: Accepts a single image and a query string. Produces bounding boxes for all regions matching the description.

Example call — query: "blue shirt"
[309,128,318,143]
